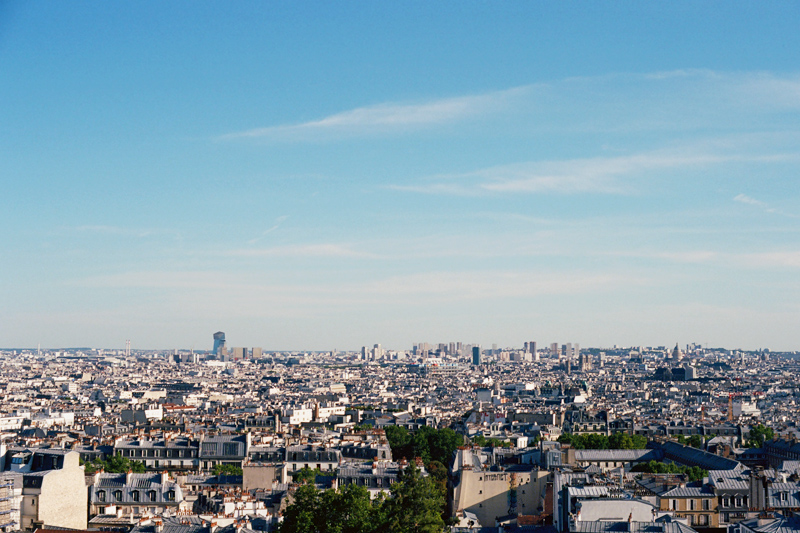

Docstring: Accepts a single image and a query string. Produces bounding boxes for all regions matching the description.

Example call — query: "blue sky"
[2,1,799,351]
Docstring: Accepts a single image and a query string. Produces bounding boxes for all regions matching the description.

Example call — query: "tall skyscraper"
[472,346,481,366]
[213,331,226,358]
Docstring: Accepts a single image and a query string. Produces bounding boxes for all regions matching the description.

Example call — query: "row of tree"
[557,432,648,450]
[279,462,445,533]
[82,453,146,474]
[630,460,708,482]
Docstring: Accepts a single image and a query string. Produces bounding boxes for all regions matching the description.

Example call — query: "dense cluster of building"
[0,336,799,533]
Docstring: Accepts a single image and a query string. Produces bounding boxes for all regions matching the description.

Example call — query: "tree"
[631,461,707,482]
[686,434,704,448]
[386,426,461,467]
[471,435,511,448]
[291,466,335,485]
[84,453,146,474]
[279,483,323,533]
[385,425,413,460]
[322,483,379,533]
[212,463,243,476]
[382,462,446,533]
[559,432,643,450]
[746,424,775,448]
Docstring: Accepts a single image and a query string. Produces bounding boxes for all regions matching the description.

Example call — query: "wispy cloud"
[224,243,378,259]
[612,248,800,269]
[734,193,797,218]
[390,150,768,196]
[217,70,800,144]
[73,268,636,304]
[247,215,289,244]
[734,193,769,208]
[218,87,526,141]
[66,225,181,239]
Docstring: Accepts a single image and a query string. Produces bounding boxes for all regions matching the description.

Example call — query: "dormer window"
[148,490,157,502]
[97,490,106,502]
[132,491,140,502]
[114,490,122,502]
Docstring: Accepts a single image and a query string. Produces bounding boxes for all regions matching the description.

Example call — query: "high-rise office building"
[472,346,481,366]
[213,331,226,358]
[252,347,263,359]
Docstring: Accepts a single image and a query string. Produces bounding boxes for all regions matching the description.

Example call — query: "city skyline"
[2,2,800,351]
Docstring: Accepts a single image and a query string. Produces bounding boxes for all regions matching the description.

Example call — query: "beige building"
[451,448,549,527]
[0,448,87,531]
[659,485,719,528]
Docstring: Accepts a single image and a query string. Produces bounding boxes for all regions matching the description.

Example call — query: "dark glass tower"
[213,331,226,358]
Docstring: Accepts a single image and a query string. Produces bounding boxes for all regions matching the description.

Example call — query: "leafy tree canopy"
[746,424,775,448]
[384,426,461,467]
[676,434,704,448]
[83,453,146,474]
[558,432,647,450]
[279,462,446,533]
[212,463,243,476]
[631,460,708,481]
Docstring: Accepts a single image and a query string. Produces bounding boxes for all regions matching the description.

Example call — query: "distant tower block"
[213,331,226,358]
[472,346,481,366]
[252,347,263,359]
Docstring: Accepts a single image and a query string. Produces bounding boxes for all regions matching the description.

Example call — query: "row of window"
[96,489,175,502]
[670,499,714,510]
[720,496,749,508]
[122,449,197,458]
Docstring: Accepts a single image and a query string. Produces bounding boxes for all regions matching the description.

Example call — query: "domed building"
[670,343,684,362]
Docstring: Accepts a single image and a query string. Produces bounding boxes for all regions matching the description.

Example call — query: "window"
[672,500,678,511]
[690,499,695,511]
[703,499,710,510]
[97,490,106,502]
[132,491,140,502]
[114,490,122,502]
[148,491,157,502]
[167,490,175,501]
